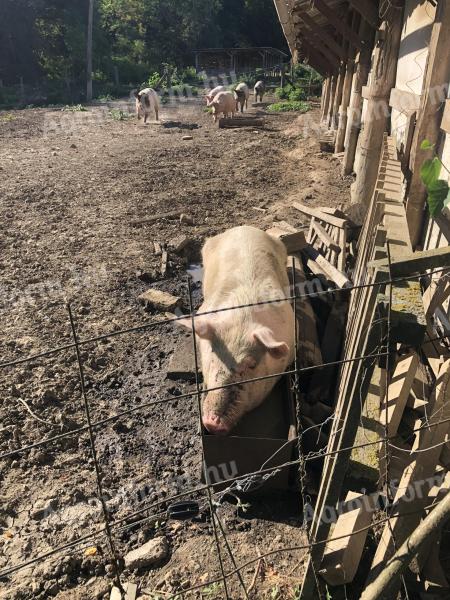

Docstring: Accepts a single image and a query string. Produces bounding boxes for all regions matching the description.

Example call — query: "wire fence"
[1,263,450,598]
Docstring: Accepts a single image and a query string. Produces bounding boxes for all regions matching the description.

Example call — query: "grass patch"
[0,113,16,122]
[109,108,132,121]
[61,104,87,112]
[267,101,311,113]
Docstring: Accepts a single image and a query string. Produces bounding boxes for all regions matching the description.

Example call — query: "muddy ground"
[0,97,351,600]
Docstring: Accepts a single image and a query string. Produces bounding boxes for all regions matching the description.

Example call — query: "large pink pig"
[180,226,295,435]
[207,91,236,122]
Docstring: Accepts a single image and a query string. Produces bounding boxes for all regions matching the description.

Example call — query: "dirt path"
[0,98,351,600]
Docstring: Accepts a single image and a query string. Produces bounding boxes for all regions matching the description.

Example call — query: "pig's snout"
[202,413,230,436]
[202,390,238,435]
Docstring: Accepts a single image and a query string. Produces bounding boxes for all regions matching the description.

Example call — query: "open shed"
[273,1,450,598]
[193,46,289,76]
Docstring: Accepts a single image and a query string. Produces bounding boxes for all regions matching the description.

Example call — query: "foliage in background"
[275,85,307,102]
[420,140,450,217]
[0,0,288,106]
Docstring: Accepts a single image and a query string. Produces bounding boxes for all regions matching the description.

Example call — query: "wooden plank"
[312,0,363,50]
[302,245,351,289]
[218,117,264,128]
[320,491,374,585]
[373,246,450,278]
[297,11,346,60]
[310,220,341,254]
[287,255,323,368]
[301,293,383,598]
[293,202,348,229]
[349,365,385,488]
[389,87,421,113]
[381,354,418,437]
[422,277,450,317]
[267,227,307,254]
[368,360,450,583]
[441,98,450,133]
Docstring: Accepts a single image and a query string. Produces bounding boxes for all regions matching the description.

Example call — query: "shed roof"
[273,0,380,75]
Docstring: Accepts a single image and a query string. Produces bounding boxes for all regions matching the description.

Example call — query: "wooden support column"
[326,73,338,128]
[321,76,331,122]
[351,6,405,205]
[331,61,346,130]
[406,0,450,248]
[342,20,374,174]
[335,58,355,152]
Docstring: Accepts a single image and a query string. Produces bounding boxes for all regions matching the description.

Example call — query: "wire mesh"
[1,264,449,599]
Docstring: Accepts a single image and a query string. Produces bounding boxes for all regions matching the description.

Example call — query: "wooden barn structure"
[272,1,450,598]
[193,46,289,76]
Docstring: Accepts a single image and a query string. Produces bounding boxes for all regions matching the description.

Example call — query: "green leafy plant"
[109,108,131,121]
[61,104,87,112]
[201,582,222,597]
[267,101,311,113]
[420,139,450,217]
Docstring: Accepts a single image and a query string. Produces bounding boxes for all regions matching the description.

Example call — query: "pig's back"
[202,226,288,303]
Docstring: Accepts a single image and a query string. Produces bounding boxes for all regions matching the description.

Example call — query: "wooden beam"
[351,7,405,205]
[368,360,450,584]
[406,0,450,248]
[347,0,379,30]
[320,491,374,585]
[296,11,346,60]
[372,245,450,277]
[311,0,363,50]
[343,19,374,175]
[321,76,332,122]
[302,245,352,289]
[335,58,355,151]
[298,41,338,75]
[293,202,348,229]
[297,26,341,69]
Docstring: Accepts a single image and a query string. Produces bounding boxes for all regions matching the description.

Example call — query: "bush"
[267,101,311,113]
[275,86,289,100]
[288,87,307,101]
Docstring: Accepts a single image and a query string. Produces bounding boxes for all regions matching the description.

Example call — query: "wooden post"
[342,20,375,175]
[335,58,355,152]
[351,5,405,205]
[321,77,332,122]
[331,61,345,129]
[326,74,338,128]
[406,0,450,248]
[86,0,94,102]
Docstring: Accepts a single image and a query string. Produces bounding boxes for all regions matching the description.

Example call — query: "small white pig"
[254,81,265,103]
[207,91,236,123]
[180,226,295,435]
[234,82,250,113]
[205,85,227,104]
[134,88,160,123]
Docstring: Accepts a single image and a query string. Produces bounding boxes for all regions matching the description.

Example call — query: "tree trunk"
[86,0,94,102]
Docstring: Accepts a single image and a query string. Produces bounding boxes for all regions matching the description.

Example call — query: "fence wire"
[1,265,450,599]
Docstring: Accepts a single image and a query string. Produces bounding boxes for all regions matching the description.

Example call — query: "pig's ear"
[253,327,290,359]
[176,316,216,341]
